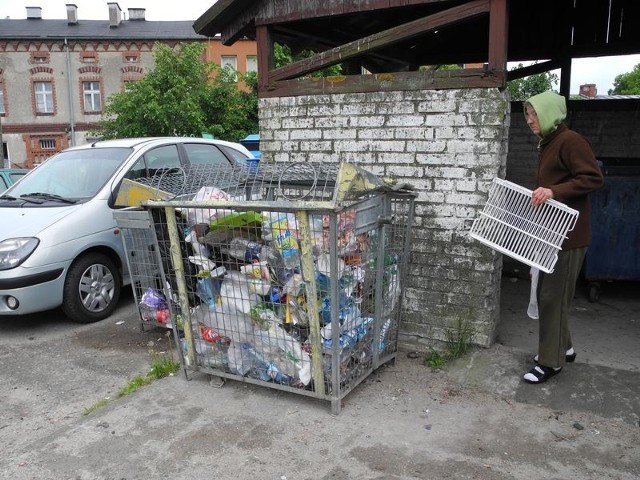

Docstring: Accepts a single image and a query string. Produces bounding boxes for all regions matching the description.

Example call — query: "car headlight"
[0,238,40,271]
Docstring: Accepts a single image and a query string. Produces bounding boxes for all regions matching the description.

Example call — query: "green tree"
[506,63,559,101]
[274,42,342,77]
[96,42,258,141]
[609,64,640,95]
[200,65,258,140]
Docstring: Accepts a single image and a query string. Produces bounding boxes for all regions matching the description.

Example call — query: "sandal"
[523,364,562,384]
[533,349,576,364]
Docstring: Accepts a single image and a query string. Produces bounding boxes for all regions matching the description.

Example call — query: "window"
[221,55,238,81]
[83,81,101,112]
[81,56,97,64]
[34,81,54,113]
[246,55,258,73]
[143,145,181,171]
[0,84,5,114]
[40,139,56,149]
[183,143,231,167]
[30,52,50,64]
[123,52,140,63]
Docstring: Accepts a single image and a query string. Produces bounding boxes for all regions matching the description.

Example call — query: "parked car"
[0,168,28,193]
[0,137,252,323]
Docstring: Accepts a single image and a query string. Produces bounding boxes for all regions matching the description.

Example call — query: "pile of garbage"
[139,186,401,390]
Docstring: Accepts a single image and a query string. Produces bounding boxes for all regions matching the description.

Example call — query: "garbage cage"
[583,160,640,301]
[132,161,415,414]
[113,208,176,330]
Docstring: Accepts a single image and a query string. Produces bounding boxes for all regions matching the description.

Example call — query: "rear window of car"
[184,143,233,167]
[219,145,251,164]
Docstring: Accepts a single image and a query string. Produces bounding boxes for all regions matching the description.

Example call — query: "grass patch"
[116,375,152,398]
[148,355,180,380]
[425,349,447,369]
[444,318,473,359]
[82,332,180,416]
[424,317,474,369]
[83,398,109,416]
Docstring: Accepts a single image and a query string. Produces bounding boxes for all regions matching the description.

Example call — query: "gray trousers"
[536,247,587,368]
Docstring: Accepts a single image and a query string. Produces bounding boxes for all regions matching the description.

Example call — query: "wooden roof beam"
[268,0,491,82]
[506,59,563,81]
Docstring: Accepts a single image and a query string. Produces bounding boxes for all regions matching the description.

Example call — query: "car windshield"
[8,147,132,200]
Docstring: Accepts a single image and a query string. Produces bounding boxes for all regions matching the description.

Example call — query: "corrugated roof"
[586,95,640,100]
[0,19,206,40]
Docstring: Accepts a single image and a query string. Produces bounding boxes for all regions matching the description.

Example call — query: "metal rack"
[469,178,579,273]
[117,161,415,414]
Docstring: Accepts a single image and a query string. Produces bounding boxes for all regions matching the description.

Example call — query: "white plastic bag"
[527,267,539,319]
[186,186,234,226]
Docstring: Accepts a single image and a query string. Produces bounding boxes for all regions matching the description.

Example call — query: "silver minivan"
[0,137,252,323]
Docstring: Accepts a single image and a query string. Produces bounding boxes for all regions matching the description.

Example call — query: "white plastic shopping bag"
[527,267,539,319]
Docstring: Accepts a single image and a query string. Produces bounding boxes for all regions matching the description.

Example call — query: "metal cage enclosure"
[114,161,415,414]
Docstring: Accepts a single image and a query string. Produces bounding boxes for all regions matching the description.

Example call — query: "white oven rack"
[469,178,579,273]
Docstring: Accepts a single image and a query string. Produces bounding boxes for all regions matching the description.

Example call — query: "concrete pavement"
[1,272,639,479]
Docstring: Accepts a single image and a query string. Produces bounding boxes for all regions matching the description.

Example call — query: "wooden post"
[488,0,508,83]
[256,25,272,94]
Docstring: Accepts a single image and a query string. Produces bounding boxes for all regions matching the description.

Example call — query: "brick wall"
[259,88,511,348]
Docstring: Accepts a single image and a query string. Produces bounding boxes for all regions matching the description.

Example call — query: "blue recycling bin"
[239,134,260,160]
[583,161,640,301]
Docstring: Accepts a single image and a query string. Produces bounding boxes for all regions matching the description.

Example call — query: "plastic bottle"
[195,277,221,309]
[185,229,210,258]
[379,318,392,351]
[259,244,290,286]
[264,213,300,270]
[227,237,263,263]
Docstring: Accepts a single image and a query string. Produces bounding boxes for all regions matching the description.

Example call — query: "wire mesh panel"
[113,209,173,329]
[134,162,415,414]
[469,178,579,273]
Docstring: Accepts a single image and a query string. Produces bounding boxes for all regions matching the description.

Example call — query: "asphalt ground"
[1,275,639,480]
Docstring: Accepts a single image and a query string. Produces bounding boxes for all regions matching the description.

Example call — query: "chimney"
[128,8,146,21]
[107,2,122,28]
[579,83,597,98]
[66,4,78,25]
[26,6,42,19]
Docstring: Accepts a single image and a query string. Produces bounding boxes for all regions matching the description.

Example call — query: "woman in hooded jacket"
[522,90,604,384]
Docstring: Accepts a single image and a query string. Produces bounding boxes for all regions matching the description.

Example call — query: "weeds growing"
[83,331,180,416]
[424,317,474,369]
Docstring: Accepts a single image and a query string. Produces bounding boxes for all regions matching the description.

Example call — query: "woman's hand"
[531,187,554,206]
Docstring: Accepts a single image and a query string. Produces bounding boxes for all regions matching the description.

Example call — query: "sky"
[509,55,640,96]
[0,0,215,22]
[2,0,639,95]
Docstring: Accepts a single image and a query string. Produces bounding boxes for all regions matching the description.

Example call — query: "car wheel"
[62,253,121,323]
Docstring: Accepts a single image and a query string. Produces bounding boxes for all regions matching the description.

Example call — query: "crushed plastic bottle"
[227,237,263,264]
[241,342,294,384]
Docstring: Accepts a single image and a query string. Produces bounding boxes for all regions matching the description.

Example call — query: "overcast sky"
[0,0,214,22]
[2,0,639,95]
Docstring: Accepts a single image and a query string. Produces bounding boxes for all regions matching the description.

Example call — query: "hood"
[524,91,567,137]
[0,205,80,238]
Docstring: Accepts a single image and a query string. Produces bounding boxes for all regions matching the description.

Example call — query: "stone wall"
[259,88,511,348]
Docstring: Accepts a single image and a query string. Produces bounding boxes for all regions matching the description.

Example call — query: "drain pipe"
[64,38,76,146]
